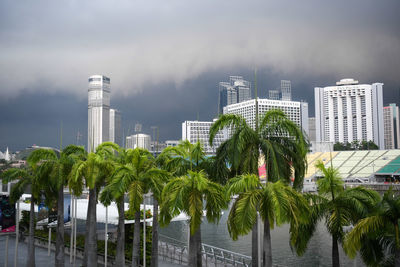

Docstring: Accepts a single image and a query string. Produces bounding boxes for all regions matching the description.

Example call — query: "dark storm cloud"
[0,0,399,151]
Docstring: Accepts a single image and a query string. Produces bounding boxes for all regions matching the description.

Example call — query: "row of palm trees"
[2,109,400,267]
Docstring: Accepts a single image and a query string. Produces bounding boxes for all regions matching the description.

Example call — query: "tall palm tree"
[30,145,85,267]
[226,174,309,267]
[160,170,227,267]
[99,144,131,267]
[68,143,115,267]
[102,148,166,267]
[1,149,57,267]
[344,187,400,266]
[209,110,308,265]
[291,160,379,267]
[157,140,228,265]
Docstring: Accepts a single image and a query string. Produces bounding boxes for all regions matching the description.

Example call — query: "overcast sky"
[1,0,399,151]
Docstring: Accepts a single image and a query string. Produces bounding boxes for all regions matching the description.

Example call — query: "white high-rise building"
[182,120,226,154]
[315,78,384,148]
[383,104,400,149]
[88,75,111,152]
[223,99,309,136]
[281,80,292,101]
[109,109,122,147]
[126,134,151,150]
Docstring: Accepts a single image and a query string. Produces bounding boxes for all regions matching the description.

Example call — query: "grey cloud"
[0,0,399,99]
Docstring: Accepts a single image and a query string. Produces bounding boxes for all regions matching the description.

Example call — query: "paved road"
[0,235,184,267]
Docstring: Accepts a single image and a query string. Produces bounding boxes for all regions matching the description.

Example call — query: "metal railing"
[159,234,251,266]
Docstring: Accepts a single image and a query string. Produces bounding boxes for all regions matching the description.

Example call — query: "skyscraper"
[383,104,400,149]
[110,109,122,147]
[280,80,291,101]
[223,98,309,136]
[315,78,384,148]
[218,76,251,114]
[88,75,110,152]
[268,90,280,100]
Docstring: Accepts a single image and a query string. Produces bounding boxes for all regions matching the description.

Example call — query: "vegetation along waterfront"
[1,111,400,267]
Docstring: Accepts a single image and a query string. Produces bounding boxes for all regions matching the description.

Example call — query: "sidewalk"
[0,235,184,267]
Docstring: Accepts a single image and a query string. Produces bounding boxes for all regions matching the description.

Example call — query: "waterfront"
[160,206,365,267]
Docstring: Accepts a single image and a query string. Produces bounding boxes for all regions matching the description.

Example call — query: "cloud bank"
[1,0,399,99]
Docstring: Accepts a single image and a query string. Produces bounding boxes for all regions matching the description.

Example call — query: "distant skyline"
[1,0,399,151]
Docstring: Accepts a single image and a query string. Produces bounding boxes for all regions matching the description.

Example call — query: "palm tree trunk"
[27,198,35,267]
[83,197,91,266]
[150,198,159,267]
[115,197,125,267]
[87,187,98,267]
[252,219,258,267]
[132,211,141,267]
[332,235,340,267]
[55,185,65,267]
[196,226,202,267]
[189,227,202,267]
[263,216,272,267]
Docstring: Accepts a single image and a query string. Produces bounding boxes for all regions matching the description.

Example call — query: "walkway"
[0,235,183,267]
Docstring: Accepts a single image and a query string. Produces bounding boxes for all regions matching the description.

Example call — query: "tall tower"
[280,80,291,101]
[88,75,110,152]
[110,109,122,147]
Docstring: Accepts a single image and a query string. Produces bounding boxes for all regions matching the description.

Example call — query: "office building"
[88,75,110,152]
[182,120,226,154]
[383,104,400,149]
[281,80,292,101]
[109,109,122,147]
[308,117,316,142]
[268,90,280,100]
[218,76,251,114]
[315,78,384,148]
[223,99,309,136]
[126,134,151,150]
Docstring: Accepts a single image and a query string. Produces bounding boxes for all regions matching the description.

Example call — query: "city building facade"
[383,103,400,149]
[280,80,292,101]
[109,109,122,147]
[182,120,225,154]
[223,98,309,136]
[315,79,384,148]
[88,75,110,152]
[126,133,151,150]
[218,76,251,114]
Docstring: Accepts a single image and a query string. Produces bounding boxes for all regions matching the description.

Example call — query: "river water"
[159,206,365,267]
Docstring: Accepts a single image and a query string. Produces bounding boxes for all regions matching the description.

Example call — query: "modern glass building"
[383,104,400,149]
[314,78,384,148]
[88,75,110,152]
[218,76,251,114]
[109,109,122,147]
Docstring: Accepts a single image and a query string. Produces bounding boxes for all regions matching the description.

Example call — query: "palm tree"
[209,110,308,265]
[1,149,57,267]
[291,160,379,267]
[68,143,115,267]
[102,147,166,267]
[99,144,131,267]
[160,170,227,267]
[344,187,400,266]
[157,140,228,265]
[226,174,309,267]
[30,145,85,267]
